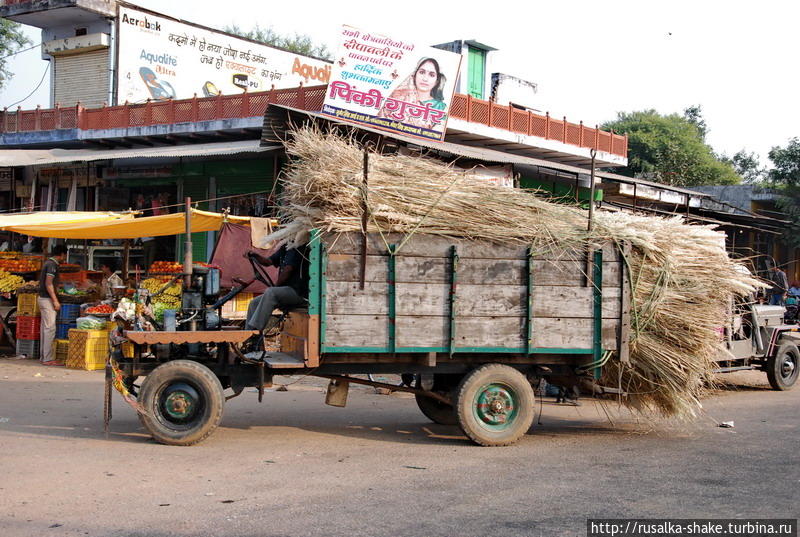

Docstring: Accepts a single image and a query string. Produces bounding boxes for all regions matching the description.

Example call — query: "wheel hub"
[782,357,796,378]
[160,382,201,423]
[474,383,518,430]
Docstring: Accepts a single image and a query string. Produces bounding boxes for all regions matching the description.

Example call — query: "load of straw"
[273,126,759,418]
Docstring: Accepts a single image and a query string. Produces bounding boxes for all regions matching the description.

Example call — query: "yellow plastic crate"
[66,329,109,371]
[17,293,40,316]
[55,339,69,364]
[234,292,255,312]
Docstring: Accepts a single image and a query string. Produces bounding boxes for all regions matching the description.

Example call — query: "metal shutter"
[53,49,110,108]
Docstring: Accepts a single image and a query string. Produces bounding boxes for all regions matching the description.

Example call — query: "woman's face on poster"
[414,61,439,93]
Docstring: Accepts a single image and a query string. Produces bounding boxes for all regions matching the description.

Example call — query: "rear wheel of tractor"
[414,374,459,426]
[767,342,800,391]
[455,364,534,447]
[138,360,224,445]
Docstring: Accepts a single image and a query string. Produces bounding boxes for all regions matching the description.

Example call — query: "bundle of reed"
[275,126,758,418]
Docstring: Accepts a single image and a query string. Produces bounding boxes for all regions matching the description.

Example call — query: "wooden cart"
[112,230,631,446]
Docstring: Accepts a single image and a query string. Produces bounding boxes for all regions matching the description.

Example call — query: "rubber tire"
[138,360,224,446]
[415,393,457,426]
[767,342,800,391]
[455,364,534,447]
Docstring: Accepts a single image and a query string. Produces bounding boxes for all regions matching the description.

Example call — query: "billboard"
[116,6,332,104]
[322,25,462,142]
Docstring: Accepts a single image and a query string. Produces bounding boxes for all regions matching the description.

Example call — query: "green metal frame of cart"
[113,229,631,446]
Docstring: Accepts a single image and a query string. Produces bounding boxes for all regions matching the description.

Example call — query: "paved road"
[0,358,797,537]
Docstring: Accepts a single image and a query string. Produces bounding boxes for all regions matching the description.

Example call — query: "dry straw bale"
[277,126,758,418]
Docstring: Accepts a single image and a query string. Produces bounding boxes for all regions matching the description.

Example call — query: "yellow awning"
[8,209,250,239]
[0,211,132,230]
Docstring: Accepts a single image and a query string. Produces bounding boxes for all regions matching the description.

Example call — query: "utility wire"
[0,41,43,62]
[5,63,49,109]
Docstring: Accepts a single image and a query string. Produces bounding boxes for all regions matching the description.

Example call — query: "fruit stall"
[0,207,261,370]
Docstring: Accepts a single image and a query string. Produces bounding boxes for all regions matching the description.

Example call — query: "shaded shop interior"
[1,145,278,266]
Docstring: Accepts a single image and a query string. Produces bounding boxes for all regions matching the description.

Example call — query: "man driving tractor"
[243,243,309,334]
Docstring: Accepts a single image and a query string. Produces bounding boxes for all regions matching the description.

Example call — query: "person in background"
[38,244,68,366]
[788,281,800,302]
[22,235,38,253]
[99,259,123,299]
[767,265,789,306]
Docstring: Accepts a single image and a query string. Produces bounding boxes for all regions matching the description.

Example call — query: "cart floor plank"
[125,330,257,345]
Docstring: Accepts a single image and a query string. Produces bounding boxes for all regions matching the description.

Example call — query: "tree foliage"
[602,107,741,187]
[760,139,800,248]
[225,24,332,60]
[0,20,32,89]
[719,150,767,183]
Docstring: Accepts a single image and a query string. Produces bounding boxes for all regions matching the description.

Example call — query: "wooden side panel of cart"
[281,231,629,368]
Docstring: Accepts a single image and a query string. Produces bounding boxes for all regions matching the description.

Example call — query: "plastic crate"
[60,271,88,284]
[57,304,81,323]
[66,329,110,371]
[55,339,69,364]
[16,293,40,316]
[16,338,40,359]
[56,322,77,340]
[16,315,41,340]
[234,292,255,312]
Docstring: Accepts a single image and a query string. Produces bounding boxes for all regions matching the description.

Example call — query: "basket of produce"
[0,270,24,293]
[16,281,39,294]
[85,304,114,317]
[149,261,183,274]
[140,278,182,322]
[0,258,38,274]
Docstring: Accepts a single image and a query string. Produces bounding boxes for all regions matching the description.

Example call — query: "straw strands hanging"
[277,126,759,418]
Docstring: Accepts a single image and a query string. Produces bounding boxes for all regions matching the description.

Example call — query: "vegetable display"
[149,261,183,274]
[86,304,114,315]
[0,270,24,293]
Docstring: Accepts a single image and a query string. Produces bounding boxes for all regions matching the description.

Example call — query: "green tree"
[768,138,800,185]
[225,24,332,60]
[0,20,32,89]
[763,139,800,248]
[719,150,766,183]
[602,109,741,187]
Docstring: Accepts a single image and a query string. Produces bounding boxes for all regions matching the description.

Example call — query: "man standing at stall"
[38,245,68,366]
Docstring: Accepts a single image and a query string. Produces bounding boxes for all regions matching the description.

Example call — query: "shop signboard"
[116,6,332,104]
[322,25,462,142]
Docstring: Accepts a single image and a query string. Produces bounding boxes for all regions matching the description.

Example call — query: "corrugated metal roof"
[0,140,279,167]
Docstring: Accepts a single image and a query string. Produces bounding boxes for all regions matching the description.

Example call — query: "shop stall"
[4,206,268,368]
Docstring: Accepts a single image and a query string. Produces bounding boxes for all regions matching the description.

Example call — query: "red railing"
[0,85,627,159]
[449,94,627,158]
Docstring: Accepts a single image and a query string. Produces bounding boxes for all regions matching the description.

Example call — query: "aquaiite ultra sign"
[116,6,331,103]
[322,25,462,142]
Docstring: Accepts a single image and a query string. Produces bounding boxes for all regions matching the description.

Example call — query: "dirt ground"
[0,357,797,537]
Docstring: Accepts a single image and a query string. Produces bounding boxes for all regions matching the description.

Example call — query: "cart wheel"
[414,374,459,425]
[767,342,800,391]
[2,307,17,345]
[455,364,534,447]
[138,360,224,446]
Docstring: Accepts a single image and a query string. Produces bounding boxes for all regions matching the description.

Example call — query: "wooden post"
[618,241,631,365]
[588,149,597,232]
[359,147,369,290]
[184,197,193,287]
[122,240,130,281]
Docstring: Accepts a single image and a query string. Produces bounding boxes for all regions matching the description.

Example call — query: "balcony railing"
[0,85,627,158]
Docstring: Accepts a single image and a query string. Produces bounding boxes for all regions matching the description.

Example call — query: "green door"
[180,177,209,263]
[467,46,486,99]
